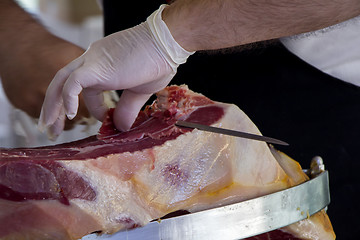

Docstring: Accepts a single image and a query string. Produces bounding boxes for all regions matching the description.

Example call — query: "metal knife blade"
[175,120,289,146]
[85,171,329,240]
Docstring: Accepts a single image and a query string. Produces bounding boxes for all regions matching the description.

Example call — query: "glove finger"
[113,90,152,131]
[82,88,108,122]
[38,57,84,131]
[46,106,66,141]
[62,67,92,120]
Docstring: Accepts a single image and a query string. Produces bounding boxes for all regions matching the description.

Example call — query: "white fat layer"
[131,102,288,212]
[281,211,335,240]
[61,159,153,234]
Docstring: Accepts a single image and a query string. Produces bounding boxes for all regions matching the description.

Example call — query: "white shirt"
[281,16,360,87]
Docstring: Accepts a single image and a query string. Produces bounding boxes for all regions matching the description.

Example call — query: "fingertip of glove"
[47,129,60,141]
[38,109,49,133]
[46,118,66,141]
[66,113,76,120]
[113,107,135,132]
[37,121,47,133]
[37,120,59,141]
[114,119,132,132]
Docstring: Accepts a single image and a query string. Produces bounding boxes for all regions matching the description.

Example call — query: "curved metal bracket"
[86,171,330,240]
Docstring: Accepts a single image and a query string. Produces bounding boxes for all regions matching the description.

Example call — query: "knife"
[175,120,289,146]
[84,171,329,240]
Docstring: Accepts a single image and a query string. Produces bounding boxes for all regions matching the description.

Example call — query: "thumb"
[113,90,152,131]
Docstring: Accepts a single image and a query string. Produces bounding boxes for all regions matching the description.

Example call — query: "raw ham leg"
[0,85,335,240]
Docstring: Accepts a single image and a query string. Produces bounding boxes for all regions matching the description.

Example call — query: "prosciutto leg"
[0,85,335,239]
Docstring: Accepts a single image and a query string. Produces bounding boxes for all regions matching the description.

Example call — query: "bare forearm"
[0,0,49,56]
[0,0,86,122]
[163,0,360,51]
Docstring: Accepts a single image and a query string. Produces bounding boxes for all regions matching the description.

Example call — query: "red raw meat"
[0,85,334,239]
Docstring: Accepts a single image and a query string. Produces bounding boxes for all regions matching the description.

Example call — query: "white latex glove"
[38,4,194,139]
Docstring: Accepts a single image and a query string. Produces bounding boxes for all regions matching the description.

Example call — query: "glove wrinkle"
[39,4,195,138]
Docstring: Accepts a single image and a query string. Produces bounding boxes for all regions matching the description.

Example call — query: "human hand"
[39,4,194,138]
[0,34,90,130]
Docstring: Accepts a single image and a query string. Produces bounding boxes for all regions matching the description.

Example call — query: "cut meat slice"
[0,85,335,239]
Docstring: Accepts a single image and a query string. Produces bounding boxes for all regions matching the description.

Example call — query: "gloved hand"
[39,4,194,139]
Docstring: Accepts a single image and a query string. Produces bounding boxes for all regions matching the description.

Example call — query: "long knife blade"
[84,171,329,240]
[175,120,289,146]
